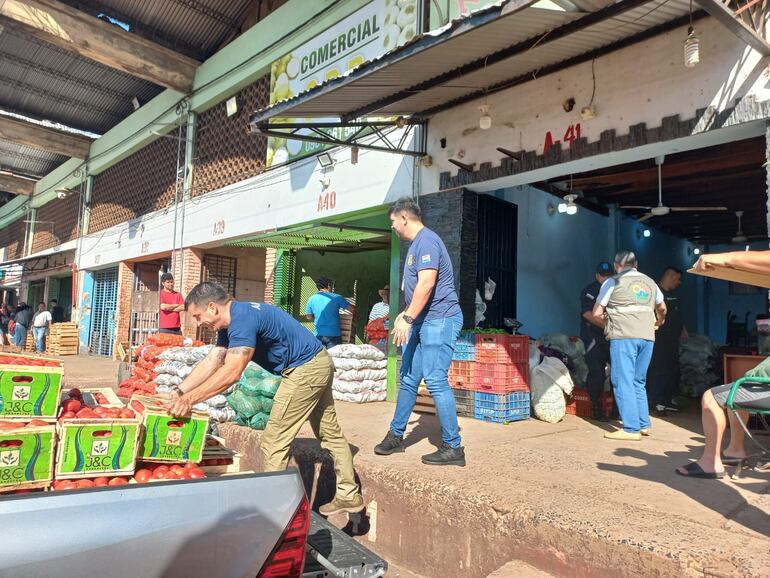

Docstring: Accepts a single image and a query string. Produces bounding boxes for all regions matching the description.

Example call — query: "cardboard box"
[55,418,141,479]
[200,435,241,474]
[0,424,55,492]
[0,355,64,420]
[687,265,770,289]
[130,395,210,463]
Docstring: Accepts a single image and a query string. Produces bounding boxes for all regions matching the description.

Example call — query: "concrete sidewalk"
[59,355,770,577]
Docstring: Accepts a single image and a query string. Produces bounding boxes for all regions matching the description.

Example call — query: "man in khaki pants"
[163,281,363,516]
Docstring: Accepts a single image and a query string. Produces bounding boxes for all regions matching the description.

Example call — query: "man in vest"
[593,251,667,441]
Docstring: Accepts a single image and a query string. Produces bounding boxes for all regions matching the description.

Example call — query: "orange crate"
[566,388,613,417]
[475,334,529,364]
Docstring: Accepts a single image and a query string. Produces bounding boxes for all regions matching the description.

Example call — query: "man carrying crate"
[374,197,465,466]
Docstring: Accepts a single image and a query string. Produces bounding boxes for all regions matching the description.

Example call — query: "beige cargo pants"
[261,348,360,501]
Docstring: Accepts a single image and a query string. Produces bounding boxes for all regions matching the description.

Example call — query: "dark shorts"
[317,335,341,349]
[711,382,770,410]
[159,328,182,335]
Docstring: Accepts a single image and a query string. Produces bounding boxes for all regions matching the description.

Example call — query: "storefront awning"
[250,0,696,126]
[228,222,391,253]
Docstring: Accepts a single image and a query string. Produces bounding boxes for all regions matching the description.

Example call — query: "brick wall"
[263,248,277,304]
[31,193,80,253]
[397,190,478,327]
[114,261,134,360]
[0,217,27,260]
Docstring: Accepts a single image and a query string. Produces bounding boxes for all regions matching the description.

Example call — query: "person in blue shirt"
[374,197,465,466]
[305,276,352,348]
[163,281,363,516]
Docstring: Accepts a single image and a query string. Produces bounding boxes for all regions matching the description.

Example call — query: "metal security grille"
[31,192,80,253]
[198,254,237,342]
[476,195,517,329]
[193,77,269,197]
[273,250,297,315]
[90,268,119,357]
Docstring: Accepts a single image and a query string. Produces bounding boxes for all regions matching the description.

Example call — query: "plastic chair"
[725,376,770,477]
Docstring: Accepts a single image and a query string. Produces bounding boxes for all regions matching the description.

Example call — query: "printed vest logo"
[421,254,431,264]
[166,431,182,446]
[0,449,20,467]
[11,386,30,401]
[407,254,414,266]
[91,440,110,457]
[630,282,652,302]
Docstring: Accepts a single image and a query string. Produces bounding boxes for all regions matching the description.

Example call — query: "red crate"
[471,362,528,381]
[566,388,613,417]
[449,361,529,392]
[475,334,529,364]
[448,361,473,378]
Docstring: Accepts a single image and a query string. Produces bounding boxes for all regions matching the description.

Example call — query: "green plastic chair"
[725,376,770,475]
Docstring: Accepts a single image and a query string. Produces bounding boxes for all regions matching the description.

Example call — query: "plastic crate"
[565,388,613,417]
[475,334,529,364]
[456,332,476,347]
[450,362,529,393]
[474,391,530,423]
[452,388,475,417]
[452,350,476,361]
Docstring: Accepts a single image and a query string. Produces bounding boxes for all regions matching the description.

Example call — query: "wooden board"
[687,266,770,289]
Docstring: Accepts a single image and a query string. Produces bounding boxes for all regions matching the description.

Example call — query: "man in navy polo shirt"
[163,281,363,516]
[374,197,465,466]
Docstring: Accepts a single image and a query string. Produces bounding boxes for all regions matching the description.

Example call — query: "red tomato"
[54,480,76,491]
[61,399,82,413]
[108,477,128,486]
[133,469,153,484]
[93,477,110,487]
[153,465,169,476]
[75,479,94,489]
[170,465,185,477]
[26,420,49,428]
[187,468,206,479]
[165,470,181,480]
[76,408,97,419]
[119,408,135,419]
[0,421,22,430]
[183,462,198,471]
[92,406,108,417]
[152,470,168,480]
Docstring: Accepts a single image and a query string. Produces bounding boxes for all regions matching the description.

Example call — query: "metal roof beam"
[0,173,36,196]
[0,0,200,92]
[0,116,92,159]
[695,0,770,56]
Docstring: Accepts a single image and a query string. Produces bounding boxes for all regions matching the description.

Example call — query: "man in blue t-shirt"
[374,197,465,466]
[305,276,352,348]
[163,281,363,516]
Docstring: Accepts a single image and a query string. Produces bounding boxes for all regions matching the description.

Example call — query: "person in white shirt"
[368,284,390,321]
[32,301,52,354]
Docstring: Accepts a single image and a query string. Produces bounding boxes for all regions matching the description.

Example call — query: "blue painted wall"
[78,271,94,351]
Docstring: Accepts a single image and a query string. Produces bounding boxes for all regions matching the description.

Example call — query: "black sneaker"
[591,403,609,422]
[374,431,404,455]
[421,443,466,466]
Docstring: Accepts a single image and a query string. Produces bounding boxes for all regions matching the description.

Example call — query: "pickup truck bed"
[305,511,387,577]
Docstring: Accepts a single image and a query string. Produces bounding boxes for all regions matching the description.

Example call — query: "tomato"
[187,468,206,479]
[75,479,94,489]
[152,465,169,476]
[54,480,76,491]
[133,469,153,484]
[205,438,218,447]
[92,406,108,417]
[170,465,185,477]
[26,420,49,427]
[67,388,82,399]
[119,408,135,419]
[61,399,82,413]
[0,421,22,430]
[93,477,110,487]
[108,477,128,486]
[152,470,168,480]
[76,408,97,419]
[165,470,181,480]
[106,408,121,418]
[183,461,199,470]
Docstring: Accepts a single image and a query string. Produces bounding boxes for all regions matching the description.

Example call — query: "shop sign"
[266,0,418,168]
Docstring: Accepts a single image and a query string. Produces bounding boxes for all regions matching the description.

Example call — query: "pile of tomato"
[52,477,129,490]
[58,389,136,424]
[0,419,51,430]
[0,355,61,367]
[133,463,206,482]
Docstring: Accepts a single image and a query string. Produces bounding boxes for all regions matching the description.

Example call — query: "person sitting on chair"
[677,249,770,479]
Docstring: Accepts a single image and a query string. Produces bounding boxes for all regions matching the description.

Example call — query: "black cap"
[596,262,613,276]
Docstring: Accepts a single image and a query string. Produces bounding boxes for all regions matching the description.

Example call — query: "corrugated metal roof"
[229,223,391,252]
[0,139,68,179]
[58,0,254,61]
[251,0,695,123]
[0,26,163,135]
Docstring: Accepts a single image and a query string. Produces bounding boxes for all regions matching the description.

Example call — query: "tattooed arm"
[165,346,254,417]
[177,345,227,394]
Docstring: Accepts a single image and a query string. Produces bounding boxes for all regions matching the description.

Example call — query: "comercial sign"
[266,0,418,167]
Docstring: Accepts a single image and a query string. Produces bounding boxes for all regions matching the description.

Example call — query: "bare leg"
[724,409,750,458]
[677,390,725,474]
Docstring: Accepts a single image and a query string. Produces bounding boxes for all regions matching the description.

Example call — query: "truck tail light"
[257,496,310,578]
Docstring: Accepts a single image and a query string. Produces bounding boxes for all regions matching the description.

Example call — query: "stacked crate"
[47,323,80,356]
[449,333,531,423]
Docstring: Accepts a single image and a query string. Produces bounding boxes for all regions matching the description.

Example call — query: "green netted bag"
[238,363,282,398]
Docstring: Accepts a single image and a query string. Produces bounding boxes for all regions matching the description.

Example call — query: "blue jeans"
[390,313,463,448]
[318,335,341,349]
[33,327,46,353]
[13,324,27,347]
[610,338,654,433]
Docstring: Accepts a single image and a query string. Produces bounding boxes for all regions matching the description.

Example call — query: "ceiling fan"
[621,156,728,222]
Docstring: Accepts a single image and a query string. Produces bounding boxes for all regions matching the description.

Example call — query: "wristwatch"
[403,314,414,324]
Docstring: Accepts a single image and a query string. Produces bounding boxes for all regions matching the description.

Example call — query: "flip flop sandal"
[676,462,725,479]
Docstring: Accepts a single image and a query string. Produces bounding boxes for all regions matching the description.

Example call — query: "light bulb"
[566,203,578,215]
[643,229,651,238]
[693,247,701,255]
[684,27,700,68]
[479,104,491,130]
[557,203,567,213]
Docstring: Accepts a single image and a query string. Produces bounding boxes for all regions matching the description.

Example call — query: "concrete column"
[114,261,134,360]
[263,248,277,304]
[25,208,36,256]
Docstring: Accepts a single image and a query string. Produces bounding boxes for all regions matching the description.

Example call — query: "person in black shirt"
[580,262,614,421]
[50,299,65,323]
[648,266,688,415]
